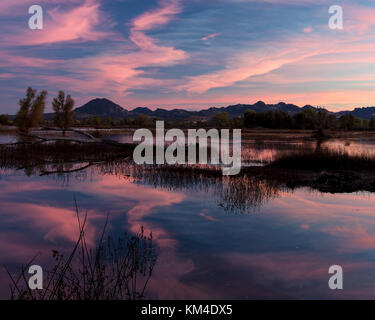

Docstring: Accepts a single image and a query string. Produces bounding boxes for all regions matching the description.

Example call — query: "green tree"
[244,110,258,128]
[134,114,152,127]
[91,117,103,127]
[339,114,356,130]
[232,116,244,128]
[0,114,12,125]
[303,109,317,129]
[293,111,315,129]
[315,109,328,129]
[16,87,47,133]
[52,91,75,135]
[106,117,115,127]
[370,118,375,130]
[274,110,291,128]
[210,112,230,127]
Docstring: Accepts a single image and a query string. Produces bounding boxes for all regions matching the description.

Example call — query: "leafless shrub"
[5,202,157,300]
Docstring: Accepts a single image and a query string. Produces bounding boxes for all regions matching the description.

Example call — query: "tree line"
[243,108,375,130]
[79,110,375,130]
[1,87,375,131]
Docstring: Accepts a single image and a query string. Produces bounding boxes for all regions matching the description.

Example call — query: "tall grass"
[271,147,375,171]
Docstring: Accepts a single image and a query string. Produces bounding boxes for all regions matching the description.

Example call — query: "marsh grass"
[5,203,157,300]
[271,147,375,171]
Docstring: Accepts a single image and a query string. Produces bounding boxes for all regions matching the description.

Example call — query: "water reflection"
[97,163,283,212]
[2,135,375,299]
[3,131,375,165]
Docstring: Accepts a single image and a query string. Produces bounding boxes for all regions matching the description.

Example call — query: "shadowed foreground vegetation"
[271,147,375,171]
[262,147,375,193]
[0,141,133,176]
[6,205,157,300]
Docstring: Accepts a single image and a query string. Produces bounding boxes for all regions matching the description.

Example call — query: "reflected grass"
[3,141,375,211]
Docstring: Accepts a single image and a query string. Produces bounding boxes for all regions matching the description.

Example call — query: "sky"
[1,0,375,113]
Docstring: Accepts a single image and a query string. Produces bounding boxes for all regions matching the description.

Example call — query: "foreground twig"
[6,202,158,300]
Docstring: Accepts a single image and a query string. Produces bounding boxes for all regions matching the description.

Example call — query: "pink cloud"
[200,212,219,222]
[0,52,62,69]
[303,27,313,33]
[0,0,81,15]
[201,33,220,41]
[229,0,329,4]
[179,43,320,93]
[3,0,111,45]
[132,0,181,32]
[178,20,375,101]
[0,73,14,79]
[128,0,186,57]
[0,0,188,103]
[3,0,375,111]
[38,0,188,97]
[344,5,375,34]
[129,0,182,51]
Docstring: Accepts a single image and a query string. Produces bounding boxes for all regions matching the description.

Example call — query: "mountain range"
[45,98,375,121]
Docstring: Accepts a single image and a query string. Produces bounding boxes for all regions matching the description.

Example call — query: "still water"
[1,133,375,299]
[1,169,375,299]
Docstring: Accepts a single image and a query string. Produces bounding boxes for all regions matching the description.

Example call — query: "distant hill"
[72,99,334,121]
[75,98,128,119]
[337,107,375,120]
[16,98,375,121]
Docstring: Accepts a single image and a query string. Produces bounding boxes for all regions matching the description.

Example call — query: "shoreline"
[2,126,375,139]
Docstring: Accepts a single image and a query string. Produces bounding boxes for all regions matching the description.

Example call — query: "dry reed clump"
[5,203,157,300]
[270,147,375,171]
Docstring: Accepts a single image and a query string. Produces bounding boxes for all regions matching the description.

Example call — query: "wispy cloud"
[0,0,81,15]
[178,2,375,101]
[1,0,375,112]
[201,33,220,41]
[303,27,313,33]
[179,40,320,93]
[2,0,111,45]
[0,0,188,103]
[65,0,188,96]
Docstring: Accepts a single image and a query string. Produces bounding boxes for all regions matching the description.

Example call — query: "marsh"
[1,129,375,299]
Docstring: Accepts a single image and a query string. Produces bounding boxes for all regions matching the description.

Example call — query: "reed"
[270,147,375,171]
[5,202,157,300]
